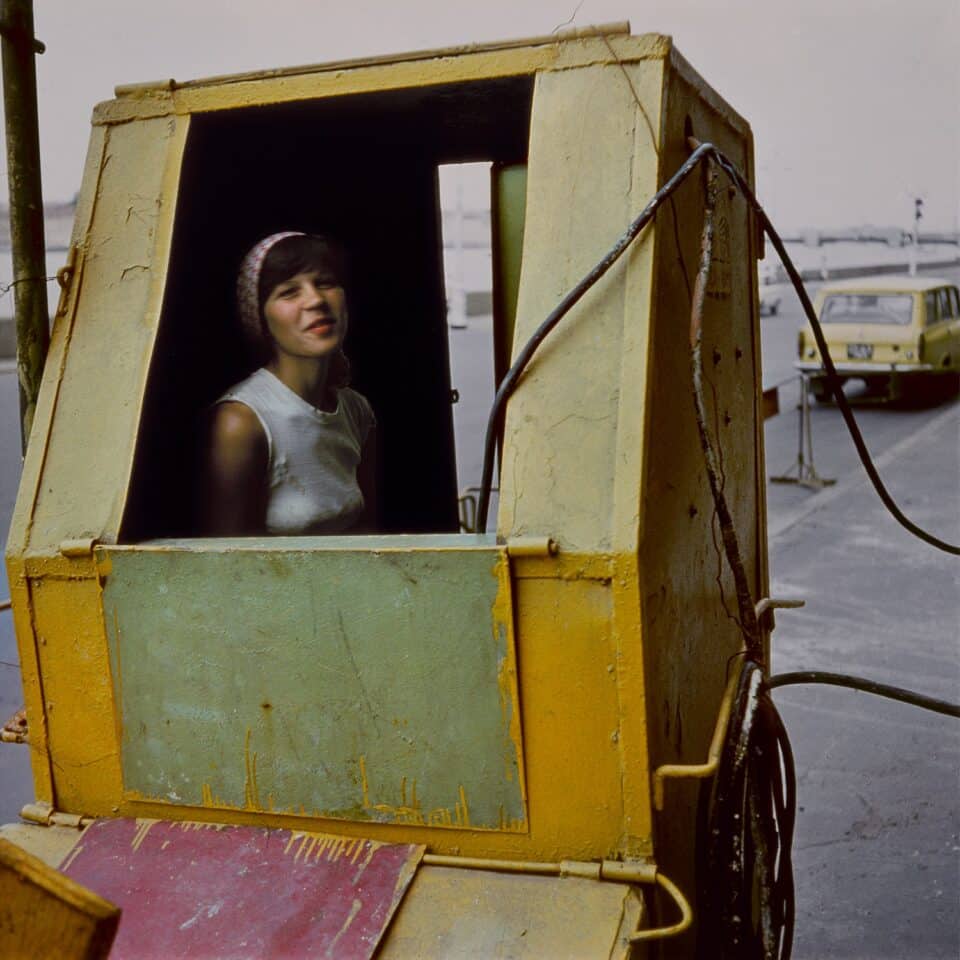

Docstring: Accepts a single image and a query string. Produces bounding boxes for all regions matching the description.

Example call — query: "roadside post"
[0,0,49,451]
[771,374,836,490]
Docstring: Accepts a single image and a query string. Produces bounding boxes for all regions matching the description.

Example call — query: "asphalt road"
[0,265,957,957]
[757,264,960,960]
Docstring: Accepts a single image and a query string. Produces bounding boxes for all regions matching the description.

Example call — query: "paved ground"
[768,404,959,959]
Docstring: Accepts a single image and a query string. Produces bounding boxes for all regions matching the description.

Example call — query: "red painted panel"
[60,819,423,959]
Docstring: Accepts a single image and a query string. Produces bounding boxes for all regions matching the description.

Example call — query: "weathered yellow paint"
[0,823,82,869]
[0,837,119,959]
[18,114,188,555]
[497,57,664,551]
[356,756,478,829]
[29,567,124,812]
[5,32,768,945]
[243,728,260,812]
[92,32,668,126]
[378,864,643,959]
[6,124,106,562]
[3,556,52,802]
[129,820,155,854]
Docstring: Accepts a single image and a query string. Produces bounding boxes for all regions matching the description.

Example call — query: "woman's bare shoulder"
[207,401,267,468]
[210,401,262,438]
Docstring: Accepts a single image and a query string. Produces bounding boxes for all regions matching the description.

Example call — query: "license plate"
[847,343,873,360]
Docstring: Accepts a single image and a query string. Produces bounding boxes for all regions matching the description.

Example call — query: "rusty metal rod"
[1,0,49,451]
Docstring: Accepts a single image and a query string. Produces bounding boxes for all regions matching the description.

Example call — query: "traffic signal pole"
[909,197,923,277]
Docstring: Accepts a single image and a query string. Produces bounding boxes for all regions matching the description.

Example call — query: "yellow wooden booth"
[4,23,768,956]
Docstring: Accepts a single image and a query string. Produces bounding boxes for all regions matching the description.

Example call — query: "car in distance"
[758,260,786,316]
[795,275,960,401]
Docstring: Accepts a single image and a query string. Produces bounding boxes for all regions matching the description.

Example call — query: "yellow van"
[796,276,960,401]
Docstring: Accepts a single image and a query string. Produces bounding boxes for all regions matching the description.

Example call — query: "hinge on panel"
[58,537,98,558]
[505,537,558,558]
[54,245,79,319]
[20,801,92,829]
[1,708,28,744]
[114,78,176,98]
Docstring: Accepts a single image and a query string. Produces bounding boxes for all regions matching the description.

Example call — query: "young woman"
[203,232,376,535]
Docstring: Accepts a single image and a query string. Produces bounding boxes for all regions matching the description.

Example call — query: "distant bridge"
[781,228,960,248]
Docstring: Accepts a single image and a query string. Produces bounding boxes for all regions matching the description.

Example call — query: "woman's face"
[262,269,347,361]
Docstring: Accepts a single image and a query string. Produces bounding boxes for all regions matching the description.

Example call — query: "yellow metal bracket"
[754,595,805,621]
[421,852,692,942]
[652,667,741,812]
[629,871,694,943]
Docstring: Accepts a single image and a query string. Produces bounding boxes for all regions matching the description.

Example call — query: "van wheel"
[810,379,836,404]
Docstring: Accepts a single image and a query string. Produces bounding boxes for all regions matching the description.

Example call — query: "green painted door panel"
[100,543,526,831]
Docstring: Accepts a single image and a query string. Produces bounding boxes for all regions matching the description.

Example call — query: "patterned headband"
[236,231,305,343]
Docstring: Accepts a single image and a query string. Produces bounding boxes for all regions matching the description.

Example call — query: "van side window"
[925,291,939,326]
[951,287,960,318]
[936,288,953,322]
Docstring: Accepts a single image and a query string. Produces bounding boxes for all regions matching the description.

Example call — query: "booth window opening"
[118,76,533,544]
[439,162,498,533]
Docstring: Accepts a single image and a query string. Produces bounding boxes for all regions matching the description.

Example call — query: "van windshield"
[820,294,914,326]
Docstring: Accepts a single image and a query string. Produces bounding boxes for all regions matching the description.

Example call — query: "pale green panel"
[492,163,527,384]
[30,115,184,550]
[102,546,525,830]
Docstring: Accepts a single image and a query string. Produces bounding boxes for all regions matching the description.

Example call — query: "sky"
[4,0,959,231]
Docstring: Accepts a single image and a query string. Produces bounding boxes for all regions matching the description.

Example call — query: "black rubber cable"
[766,671,960,718]
[703,661,960,960]
[475,142,960,555]
[704,148,960,557]
[474,142,716,532]
[700,659,796,960]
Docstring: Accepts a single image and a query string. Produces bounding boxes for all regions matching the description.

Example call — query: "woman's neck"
[267,354,336,411]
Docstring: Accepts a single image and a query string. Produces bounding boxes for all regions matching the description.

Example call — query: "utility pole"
[909,196,923,277]
[0,0,48,451]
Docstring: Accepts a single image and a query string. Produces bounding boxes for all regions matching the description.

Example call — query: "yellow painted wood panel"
[0,838,119,959]
[5,123,107,559]
[498,59,665,553]
[92,33,676,125]
[2,560,53,803]
[637,51,763,925]
[30,573,123,813]
[27,116,188,553]
[510,575,629,859]
[380,865,642,959]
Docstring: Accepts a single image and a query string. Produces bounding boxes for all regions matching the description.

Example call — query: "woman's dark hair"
[257,233,350,311]
[252,233,352,386]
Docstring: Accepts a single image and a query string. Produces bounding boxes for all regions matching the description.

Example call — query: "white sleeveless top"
[218,368,375,535]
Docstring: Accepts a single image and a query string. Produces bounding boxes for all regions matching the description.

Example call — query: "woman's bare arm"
[200,402,269,535]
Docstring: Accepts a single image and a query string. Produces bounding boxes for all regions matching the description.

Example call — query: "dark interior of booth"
[120,75,533,541]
